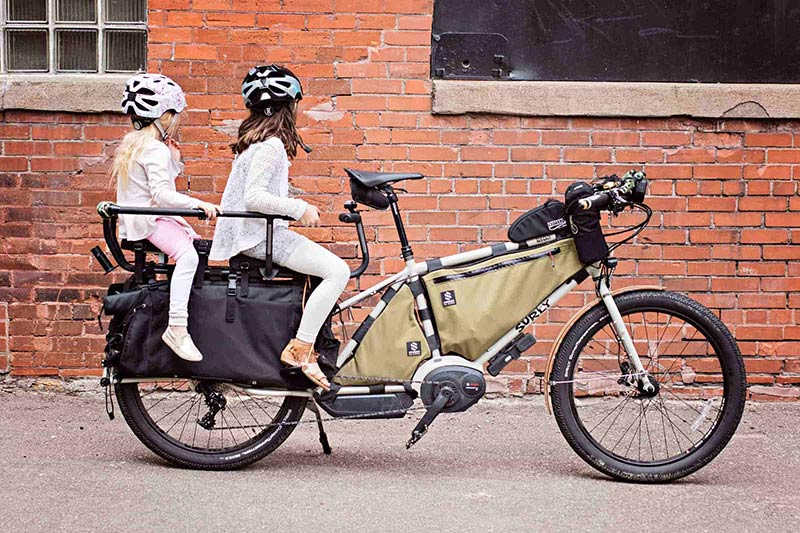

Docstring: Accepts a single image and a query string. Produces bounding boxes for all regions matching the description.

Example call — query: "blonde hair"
[112,112,180,188]
[230,104,304,158]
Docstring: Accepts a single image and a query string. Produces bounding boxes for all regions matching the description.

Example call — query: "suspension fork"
[586,264,655,393]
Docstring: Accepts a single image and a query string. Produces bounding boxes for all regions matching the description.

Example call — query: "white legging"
[266,239,350,344]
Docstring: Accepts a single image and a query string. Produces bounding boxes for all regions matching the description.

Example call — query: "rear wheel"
[115,379,307,470]
[550,290,746,482]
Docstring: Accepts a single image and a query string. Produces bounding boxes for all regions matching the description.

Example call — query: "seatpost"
[386,188,413,260]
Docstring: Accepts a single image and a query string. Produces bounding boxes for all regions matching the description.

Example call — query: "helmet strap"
[154,113,177,141]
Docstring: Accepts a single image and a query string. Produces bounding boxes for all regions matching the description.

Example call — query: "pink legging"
[147,218,199,327]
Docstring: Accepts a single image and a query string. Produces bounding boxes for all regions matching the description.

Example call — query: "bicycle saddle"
[345,168,423,188]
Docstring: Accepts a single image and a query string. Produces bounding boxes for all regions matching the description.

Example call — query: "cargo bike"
[93,169,746,482]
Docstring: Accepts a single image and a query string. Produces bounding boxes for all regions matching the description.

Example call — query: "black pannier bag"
[508,199,570,244]
[564,181,609,264]
[103,261,338,389]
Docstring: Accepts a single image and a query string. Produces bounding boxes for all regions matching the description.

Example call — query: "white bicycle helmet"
[121,74,187,129]
[241,64,303,109]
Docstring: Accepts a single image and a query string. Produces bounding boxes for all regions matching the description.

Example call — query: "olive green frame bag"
[422,239,584,361]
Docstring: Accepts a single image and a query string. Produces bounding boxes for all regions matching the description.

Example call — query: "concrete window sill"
[0,75,128,114]
[432,80,800,119]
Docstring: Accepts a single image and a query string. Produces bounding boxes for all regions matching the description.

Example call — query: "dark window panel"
[57,0,97,22]
[104,0,146,23]
[431,0,800,83]
[56,29,98,72]
[7,0,48,22]
[104,30,147,72]
[5,29,48,71]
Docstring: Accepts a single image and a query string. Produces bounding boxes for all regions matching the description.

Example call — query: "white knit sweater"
[210,137,308,263]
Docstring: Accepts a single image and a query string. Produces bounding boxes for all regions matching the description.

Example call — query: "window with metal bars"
[0,0,147,74]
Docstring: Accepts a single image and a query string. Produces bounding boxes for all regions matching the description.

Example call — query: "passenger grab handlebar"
[97,201,292,277]
[95,201,371,280]
[338,201,370,279]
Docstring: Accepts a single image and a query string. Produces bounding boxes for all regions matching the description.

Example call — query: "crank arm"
[406,388,452,449]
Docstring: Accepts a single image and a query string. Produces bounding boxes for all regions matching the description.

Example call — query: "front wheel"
[550,290,746,482]
[115,378,307,470]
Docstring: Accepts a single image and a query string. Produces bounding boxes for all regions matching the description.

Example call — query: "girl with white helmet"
[113,74,221,362]
[211,65,350,390]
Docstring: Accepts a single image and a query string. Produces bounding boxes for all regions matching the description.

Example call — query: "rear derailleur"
[196,382,227,430]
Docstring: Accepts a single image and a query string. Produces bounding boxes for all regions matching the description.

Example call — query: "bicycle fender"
[543,285,663,415]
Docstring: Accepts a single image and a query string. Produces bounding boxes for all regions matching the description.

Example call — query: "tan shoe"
[280,338,330,391]
[162,327,203,362]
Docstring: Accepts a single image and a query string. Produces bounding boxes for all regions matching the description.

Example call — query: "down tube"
[473,276,581,366]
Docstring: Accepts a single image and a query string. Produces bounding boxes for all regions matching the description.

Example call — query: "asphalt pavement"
[0,390,798,532]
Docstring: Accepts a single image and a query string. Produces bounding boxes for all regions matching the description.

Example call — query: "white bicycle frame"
[119,241,649,397]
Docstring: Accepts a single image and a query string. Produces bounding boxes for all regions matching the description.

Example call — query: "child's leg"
[281,239,350,343]
[147,219,203,362]
[147,218,198,326]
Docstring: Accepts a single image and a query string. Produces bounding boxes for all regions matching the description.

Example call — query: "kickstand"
[307,399,332,455]
[406,388,453,449]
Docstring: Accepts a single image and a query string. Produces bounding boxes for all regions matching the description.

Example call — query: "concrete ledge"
[432,80,800,119]
[0,75,128,113]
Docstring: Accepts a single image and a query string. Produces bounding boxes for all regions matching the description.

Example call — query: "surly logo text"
[515,299,551,333]
[547,218,567,231]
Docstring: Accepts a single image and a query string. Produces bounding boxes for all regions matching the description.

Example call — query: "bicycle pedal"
[279,365,305,377]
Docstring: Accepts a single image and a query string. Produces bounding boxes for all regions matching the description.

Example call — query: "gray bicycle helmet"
[241,64,303,109]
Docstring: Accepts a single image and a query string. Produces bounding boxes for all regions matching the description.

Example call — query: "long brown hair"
[230,104,304,158]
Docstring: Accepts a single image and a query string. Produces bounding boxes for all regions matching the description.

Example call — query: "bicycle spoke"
[569,305,734,466]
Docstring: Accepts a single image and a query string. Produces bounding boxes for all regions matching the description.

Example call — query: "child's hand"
[298,204,320,227]
[167,138,181,161]
[197,201,222,221]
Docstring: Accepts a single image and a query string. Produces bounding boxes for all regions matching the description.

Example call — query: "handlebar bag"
[422,239,583,361]
[564,181,609,264]
[103,274,337,389]
[507,199,570,244]
[335,284,431,385]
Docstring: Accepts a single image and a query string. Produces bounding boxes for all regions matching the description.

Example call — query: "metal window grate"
[105,0,145,23]
[57,0,96,23]
[5,28,48,71]
[1,0,147,74]
[104,29,145,72]
[56,28,97,71]
[7,0,47,23]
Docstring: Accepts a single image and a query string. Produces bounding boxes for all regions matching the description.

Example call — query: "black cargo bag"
[564,181,609,264]
[508,199,570,244]
[103,272,338,389]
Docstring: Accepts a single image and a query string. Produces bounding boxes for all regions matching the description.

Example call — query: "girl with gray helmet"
[211,65,349,390]
[114,74,221,363]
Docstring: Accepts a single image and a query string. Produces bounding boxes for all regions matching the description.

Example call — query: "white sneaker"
[162,328,203,362]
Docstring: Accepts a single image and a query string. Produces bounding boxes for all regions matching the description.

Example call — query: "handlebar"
[576,170,647,213]
[96,201,371,280]
[338,201,370,279]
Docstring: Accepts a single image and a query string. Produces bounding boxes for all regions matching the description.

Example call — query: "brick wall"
[0,1,798,398]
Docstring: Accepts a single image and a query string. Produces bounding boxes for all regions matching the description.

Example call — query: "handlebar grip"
[339,212,361,224]
[578,192,610,210]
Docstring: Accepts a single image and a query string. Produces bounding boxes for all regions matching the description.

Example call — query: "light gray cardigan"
[210,137,308,263]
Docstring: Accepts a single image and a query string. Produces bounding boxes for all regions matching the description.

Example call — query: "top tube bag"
[422,239,584,361]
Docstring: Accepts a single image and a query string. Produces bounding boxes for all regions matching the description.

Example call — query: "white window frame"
[0,0,148,75]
